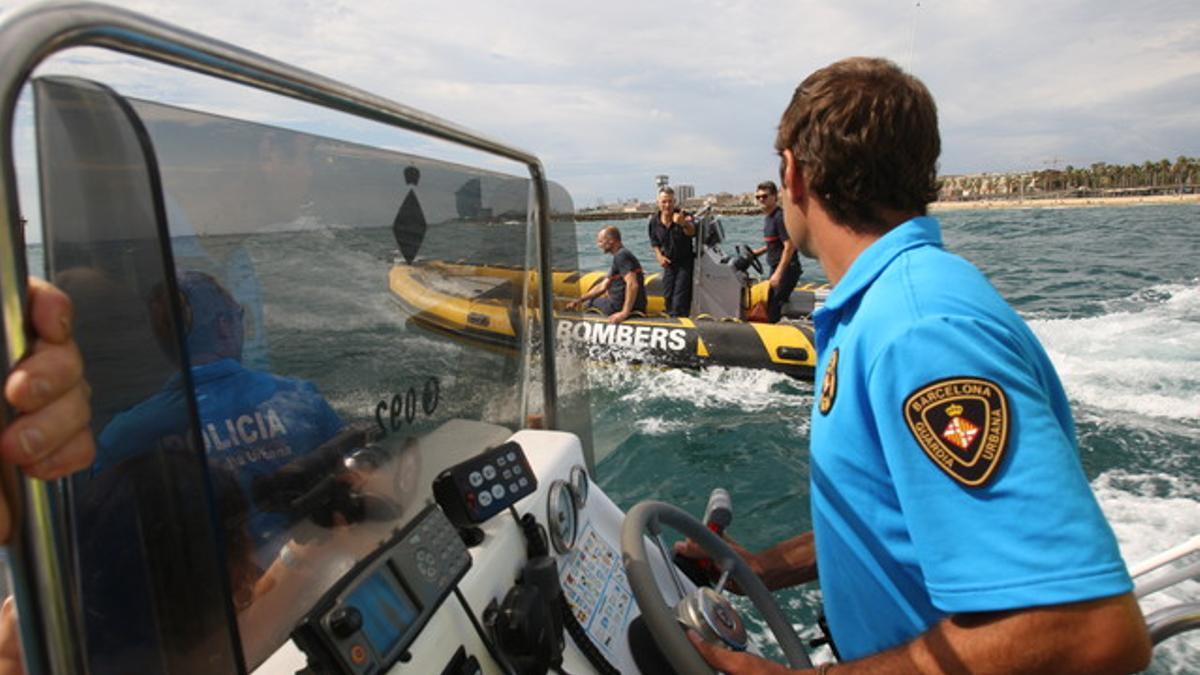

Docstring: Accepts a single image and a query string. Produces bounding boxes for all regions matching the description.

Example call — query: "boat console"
[255,428,705,675]
[290,504,471,674]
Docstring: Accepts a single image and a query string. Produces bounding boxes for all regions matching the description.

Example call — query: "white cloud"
[1,0,1197,203]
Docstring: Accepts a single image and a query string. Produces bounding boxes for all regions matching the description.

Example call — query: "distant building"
[675,184,695,202]
[654,174,669,192]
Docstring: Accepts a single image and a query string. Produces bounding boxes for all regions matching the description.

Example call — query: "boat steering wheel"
[621,501,812,674]
[734,244,764,275]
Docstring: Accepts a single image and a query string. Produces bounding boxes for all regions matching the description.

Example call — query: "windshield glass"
[32,75,585,671]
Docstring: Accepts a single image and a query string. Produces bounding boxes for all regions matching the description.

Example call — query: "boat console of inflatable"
[250,424,812,675]
[253,426,702,675]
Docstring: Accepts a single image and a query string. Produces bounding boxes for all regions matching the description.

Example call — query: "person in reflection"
[0,277,96,675]
[750,180,803,323]
[647,186,696,317]
[566,226,647,324]
[95,270,346,566]
[678,57,1152,674]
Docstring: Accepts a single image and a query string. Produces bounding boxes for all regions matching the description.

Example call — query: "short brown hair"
[774,57,940,233]
[756,181,778,195]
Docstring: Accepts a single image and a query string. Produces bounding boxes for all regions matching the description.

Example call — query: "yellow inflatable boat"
[419,260,827,320]
[389,263,817,380]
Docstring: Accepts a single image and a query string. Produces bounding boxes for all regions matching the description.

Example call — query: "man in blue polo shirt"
[684,58,1151,673]
[96,271,345,567]
[567,226,647,323]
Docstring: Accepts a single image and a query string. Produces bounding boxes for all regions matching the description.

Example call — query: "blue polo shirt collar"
[190,358,243,383]
[818,216,943,315]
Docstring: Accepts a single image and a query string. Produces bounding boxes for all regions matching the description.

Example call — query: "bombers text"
[556,319,687,352]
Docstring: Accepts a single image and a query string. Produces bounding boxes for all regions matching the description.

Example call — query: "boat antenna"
[906,1,921,72]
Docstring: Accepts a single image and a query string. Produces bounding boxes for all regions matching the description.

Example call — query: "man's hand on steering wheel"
[688,631,805,674]
[622,501,812,673]
[673,536,759,595]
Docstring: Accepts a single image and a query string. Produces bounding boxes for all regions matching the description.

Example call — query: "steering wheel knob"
[677,587,748,651]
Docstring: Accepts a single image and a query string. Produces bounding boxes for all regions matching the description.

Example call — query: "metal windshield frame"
[0,2,559,672]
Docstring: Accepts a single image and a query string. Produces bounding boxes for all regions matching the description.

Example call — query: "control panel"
[433,441,537,525]
[292,504,471,675]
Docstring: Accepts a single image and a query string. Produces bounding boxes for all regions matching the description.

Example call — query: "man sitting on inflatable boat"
[566,226,648,323]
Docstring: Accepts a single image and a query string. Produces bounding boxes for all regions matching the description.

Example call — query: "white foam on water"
[632,416,693,436]
[1029,281,1200,422]
[614,365,812,413]
[1093,471,1200,672]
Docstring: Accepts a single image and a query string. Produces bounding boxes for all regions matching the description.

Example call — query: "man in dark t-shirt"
[751,180,803,322]
[647,186,696,316]
[567,226,647,323]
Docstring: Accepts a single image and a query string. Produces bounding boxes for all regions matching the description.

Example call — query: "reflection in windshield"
[82,267,428,665]
[35,74,585,671]
[95,271,346,568]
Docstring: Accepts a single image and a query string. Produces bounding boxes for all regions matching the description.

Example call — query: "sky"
[2,0,1199,208]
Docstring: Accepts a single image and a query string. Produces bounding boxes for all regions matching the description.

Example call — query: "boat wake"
[1094,470,1200,673]
[1031,280,1200,673]
[1030,280,1200,423]
[610,365,812,414]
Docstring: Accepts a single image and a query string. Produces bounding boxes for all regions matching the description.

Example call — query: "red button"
[350,644,367,664]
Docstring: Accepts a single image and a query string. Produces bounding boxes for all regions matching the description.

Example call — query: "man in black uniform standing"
[567,226,647,324]
[647,186,695,317]
[751,180,803,322]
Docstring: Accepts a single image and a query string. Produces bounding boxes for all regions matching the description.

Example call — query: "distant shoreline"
[930,193,1200,211]
[576,193,1198,221]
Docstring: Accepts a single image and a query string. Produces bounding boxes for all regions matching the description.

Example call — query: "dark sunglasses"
[755,193,773,201]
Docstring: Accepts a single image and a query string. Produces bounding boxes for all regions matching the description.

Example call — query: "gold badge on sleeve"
[902,376,1009,487]
[818,348,838,415]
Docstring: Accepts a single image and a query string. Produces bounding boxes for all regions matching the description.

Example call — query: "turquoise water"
[584,204,1199,672]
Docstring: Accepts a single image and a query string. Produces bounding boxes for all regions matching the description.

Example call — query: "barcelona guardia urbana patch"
[903,376,1009,487]
[818,348,838,415]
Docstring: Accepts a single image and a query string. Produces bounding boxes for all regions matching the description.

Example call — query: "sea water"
[16,203,1198,672]
[584,204,1199,673]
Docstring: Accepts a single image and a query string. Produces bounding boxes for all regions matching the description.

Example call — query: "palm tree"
[1156,159,1171,191]
[1140,161,1154,189]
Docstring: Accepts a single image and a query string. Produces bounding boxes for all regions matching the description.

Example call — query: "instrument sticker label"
[903,376,1009,487]
[559,523,635,656]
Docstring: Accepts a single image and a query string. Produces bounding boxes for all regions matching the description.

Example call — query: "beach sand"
[580,193,1199,221]
[931,193,1200,211]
